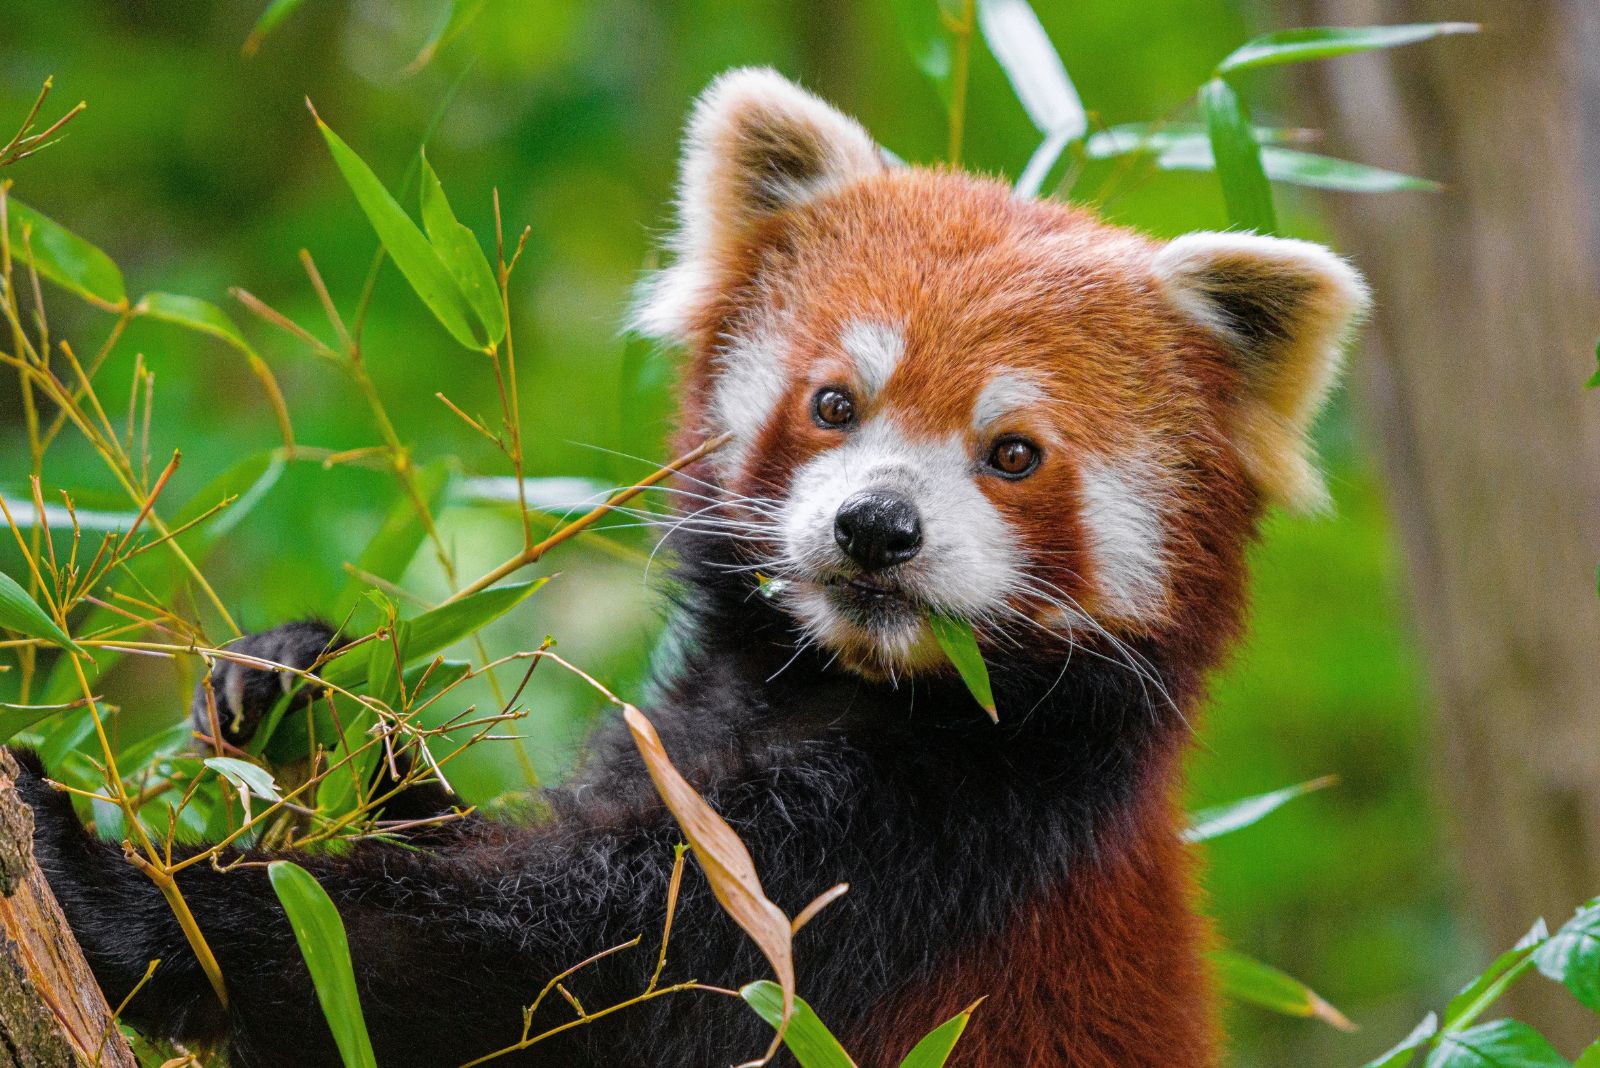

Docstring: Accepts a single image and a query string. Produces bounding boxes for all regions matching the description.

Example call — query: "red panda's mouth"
[821,572,921,626]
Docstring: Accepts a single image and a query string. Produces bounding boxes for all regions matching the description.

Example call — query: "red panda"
[15,68,1366,1067]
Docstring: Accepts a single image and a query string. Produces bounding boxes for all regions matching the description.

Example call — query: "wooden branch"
[0,747,134,1067]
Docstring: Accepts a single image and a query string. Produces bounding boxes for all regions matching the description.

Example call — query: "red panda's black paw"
[191,620,340,748]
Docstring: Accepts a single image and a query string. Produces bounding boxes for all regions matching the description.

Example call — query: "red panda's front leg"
[10,748,734,1068]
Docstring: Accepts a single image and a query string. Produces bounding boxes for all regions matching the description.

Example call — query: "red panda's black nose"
[834,490,923,572]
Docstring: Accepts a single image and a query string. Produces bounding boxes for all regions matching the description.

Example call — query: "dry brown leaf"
[623,704,795,1061]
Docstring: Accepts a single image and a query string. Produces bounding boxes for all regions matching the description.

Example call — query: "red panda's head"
[636,69,1368,679]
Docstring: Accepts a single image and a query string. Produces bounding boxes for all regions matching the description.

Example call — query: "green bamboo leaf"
[1184,776,1336,844]
[4,199,126,307]
[1442,919,1548,1031]
[976,0,1086,140]
[1199,78,1276,233]
[1533,898,1600,1012]
[204,756,283,802]
[1211,949,1354,1030]
[889,0,955,106]
[243,0,312,55]
[928,613,996,721]
[1217,23,1479,76]
[1586,339,1600,389]
[1084,123,1308,160]
[418,151,504,344]
[1424,1019,1567,1068]
[1363,1013,1439,1068]
[1575,1040,1600,1068]
[321,577,549,693]
[312,109,484,351]
[0,569,82,655]
[408,0,488,71]
[899,1002,979,1067]
[742,981,857,1068]
[0,700,90,745]
[268,861,378,1068]
[137,291,251,351]
[1147,140,1441,193]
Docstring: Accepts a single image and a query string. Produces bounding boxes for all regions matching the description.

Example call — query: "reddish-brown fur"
[666,168,1266,1063]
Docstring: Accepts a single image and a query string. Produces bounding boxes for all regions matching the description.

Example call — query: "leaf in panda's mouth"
[928,613,998,723]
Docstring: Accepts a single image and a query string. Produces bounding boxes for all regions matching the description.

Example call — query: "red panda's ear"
[1152,233,1369,512]
[633,67,884,339]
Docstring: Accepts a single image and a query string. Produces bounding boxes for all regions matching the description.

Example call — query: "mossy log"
[0,748,134,1068]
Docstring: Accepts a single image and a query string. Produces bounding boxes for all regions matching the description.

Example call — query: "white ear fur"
[632,68,883,340]
[1152,232,1369,511]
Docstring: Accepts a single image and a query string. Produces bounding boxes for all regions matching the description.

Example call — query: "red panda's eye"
[813,387,856,428]
[988,437,1040,478]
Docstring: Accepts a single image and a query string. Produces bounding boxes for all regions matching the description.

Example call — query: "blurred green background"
[0,2,1465,1064]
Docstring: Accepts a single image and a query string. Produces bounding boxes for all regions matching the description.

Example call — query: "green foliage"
[268,861,379,1068]
[928,612,996,720]
[0,5,1548,1066]
[4,197,126,308]
[742,980,976,1068]
[314,111,489,351]
[0,567,80,656]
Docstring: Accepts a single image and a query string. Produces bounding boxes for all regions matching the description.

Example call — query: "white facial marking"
[972,371,1047,432]
[1077,455,1169,620]
[840,320,905,396]
[778,416,1021,670]
[709,324,789,474]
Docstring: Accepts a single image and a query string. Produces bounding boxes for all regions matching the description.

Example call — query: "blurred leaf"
[1149,140,1440,193]
[313,110,484,351]
[1184,775,1336,844]
[1533,898,1600,1012]
[741,981,856,1068]
[1424,1020,1567,1067]
[0,699,88,745]
[899,1002,979,1067]
[1217,23,1478,75]
[204,755,282,802]
[1588,340,1600,389]
[5,198,126,307]
[243,0,311,56]
[928,614,996,721]
[419,151,504,344]
[1199,77,1276,233]
[0,568,82,655]
[626,705,797,1043]
[322,578,548,692]
[137,291,250,350]
[1363,1013,1439,1068]
[171,449,289,548]
[268,861,378,1068]
[332,461,453,619]
[456,475,612,513]
[1576,1041,1600,1068]
[1014,128,1073,199]
[890,0,955,106]
[1442,919,1548,1031]
[408,0,488,72]
[1211,948,1355,1030]
[1085,122,1308,159]
[976,0,1086,140]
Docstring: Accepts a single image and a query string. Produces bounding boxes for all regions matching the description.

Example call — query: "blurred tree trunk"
[0,749,133,1067]
[1281,0,1600,1049]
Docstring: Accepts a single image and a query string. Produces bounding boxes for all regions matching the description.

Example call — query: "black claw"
[190,620,339,747]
